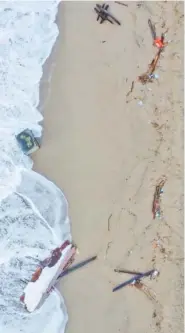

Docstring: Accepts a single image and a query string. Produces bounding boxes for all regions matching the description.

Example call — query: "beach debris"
[115,1,128,7]
[151,121,160,129]
[20,241,77,312]
[148,19,156,40]
[148,19,168,49]
[57,255,97,279]
[147,49,162,73]
[112,269,159,292]
[152,234,173,263]
[136,2,143,8]
[152,236,166,253]
[133,280,160,306]
[149,73,159,80]
[16,128,40,155]
[137,49,162,84]
[137,100,144,106]
[94,3,121,25]
[114,268,143,275]
[152,176,167,219]
[153,34,168,49]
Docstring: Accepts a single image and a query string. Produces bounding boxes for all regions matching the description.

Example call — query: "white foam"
[0,1,71,333]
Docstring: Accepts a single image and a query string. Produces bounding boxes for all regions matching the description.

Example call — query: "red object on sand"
[153,38,165,49]
[152,198,160,219]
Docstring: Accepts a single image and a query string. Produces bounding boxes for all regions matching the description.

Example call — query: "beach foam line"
[0,2,72,333]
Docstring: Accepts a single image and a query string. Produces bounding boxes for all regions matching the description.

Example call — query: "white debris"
[151,270,160,279]
[23,244,73,312]
[137,100,143,106]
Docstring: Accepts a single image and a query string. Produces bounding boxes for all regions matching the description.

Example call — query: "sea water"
[0,1,71,333]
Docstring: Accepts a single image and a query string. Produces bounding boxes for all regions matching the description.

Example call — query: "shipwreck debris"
[137,49,162,84]
[20,239,97,313]
[20,241,76,312]
[114,268,143,275]
[133,280,160,306]
[148,18,156,40]
[94,3,121,25]
[113,269,159,292]
[58,255,97,279]
[152,176,167,219]
[148,18,168,49]
[115,1,128,7]
[16,128,40,155]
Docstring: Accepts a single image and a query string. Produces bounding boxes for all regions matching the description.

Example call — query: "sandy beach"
[34,1,184,332]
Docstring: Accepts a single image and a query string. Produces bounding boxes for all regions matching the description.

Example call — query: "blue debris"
[112,269,159,292]
[58,255,97,280]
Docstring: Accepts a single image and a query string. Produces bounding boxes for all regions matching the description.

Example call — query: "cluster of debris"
[20,238,159,313]
[92,2,170,303]
[20,240,97,312]
[138,19,168,84]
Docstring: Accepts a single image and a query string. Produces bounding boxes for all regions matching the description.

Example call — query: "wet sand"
[34,2,184,333]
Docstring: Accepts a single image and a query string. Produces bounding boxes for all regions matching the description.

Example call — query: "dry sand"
[34,1,184,333]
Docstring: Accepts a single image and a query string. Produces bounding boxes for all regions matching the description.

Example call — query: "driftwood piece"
[138,49,162,84]
[94,3,121,25]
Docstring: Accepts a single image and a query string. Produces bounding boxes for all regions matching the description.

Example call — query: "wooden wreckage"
[20,240,97,312]
[20,240,76,312]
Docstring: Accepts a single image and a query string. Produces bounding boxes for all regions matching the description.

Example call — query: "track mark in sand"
[126,80,134,97]
[134,282,164,329]
[162,217,183,240]
[105,241,112,259]
[108,213,112,231]
[132,165,148,199]
[120,207,137,232]
[123,207,137,218]
[103,207,137,264]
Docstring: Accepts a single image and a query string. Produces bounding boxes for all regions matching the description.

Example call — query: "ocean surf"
[0,2,71,333]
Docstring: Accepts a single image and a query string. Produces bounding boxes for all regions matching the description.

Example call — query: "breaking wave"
[0,2,71,333]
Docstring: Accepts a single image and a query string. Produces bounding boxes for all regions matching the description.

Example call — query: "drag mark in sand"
[132,165,148,199]
[107,213,112,231]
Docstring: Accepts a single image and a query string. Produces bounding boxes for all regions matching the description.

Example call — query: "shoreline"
[33,2,184,333]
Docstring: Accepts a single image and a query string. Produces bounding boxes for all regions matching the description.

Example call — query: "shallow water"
[0,2,71,332]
